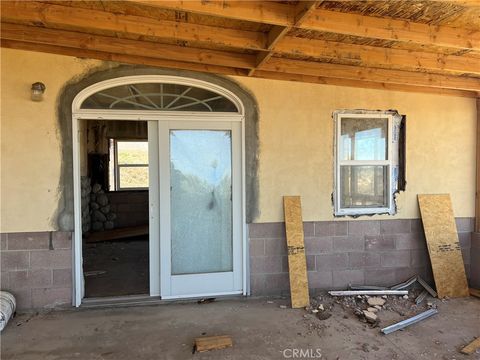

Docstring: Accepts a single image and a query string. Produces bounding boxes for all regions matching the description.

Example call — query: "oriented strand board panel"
[194,335,233,352]
[283,196,310,308]
[418,194,469,298]
[461,337,480,355]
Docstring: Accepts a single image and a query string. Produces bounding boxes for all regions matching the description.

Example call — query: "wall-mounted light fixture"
[31,82,46,101]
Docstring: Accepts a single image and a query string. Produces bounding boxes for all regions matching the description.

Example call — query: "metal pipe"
[381,309,438,334]
[329,290,408,296]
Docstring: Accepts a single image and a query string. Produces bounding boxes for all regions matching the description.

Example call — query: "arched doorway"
[71,75,247,305]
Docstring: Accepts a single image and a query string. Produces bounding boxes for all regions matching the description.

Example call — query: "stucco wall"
[1,48,476,231]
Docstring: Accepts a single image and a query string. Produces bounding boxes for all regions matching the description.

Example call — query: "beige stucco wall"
[0,48,476,231]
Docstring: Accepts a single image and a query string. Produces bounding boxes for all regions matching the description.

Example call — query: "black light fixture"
[31,82,46,101]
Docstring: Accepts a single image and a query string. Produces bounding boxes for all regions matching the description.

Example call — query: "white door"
[158,120,243,298]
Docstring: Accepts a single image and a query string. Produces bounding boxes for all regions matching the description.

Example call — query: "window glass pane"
[119,166,149,188]
[80,83,238,112]
[170,130,233,275]
[340,118,388,160]
[117,141,148,165]
[340,165,388,208]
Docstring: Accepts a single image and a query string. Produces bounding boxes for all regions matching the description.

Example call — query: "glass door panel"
[170,130,233,275]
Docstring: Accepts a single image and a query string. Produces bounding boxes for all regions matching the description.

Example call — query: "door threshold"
[80,293,247,309]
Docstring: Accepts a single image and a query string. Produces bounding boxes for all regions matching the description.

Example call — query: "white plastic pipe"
[0,291,16,331]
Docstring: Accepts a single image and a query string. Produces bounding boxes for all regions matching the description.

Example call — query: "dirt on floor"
[1,293,479,360]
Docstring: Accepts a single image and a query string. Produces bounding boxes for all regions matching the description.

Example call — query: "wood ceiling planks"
[1,0,479,96]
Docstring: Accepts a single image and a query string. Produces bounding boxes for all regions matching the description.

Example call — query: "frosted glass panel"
[170,130,233,275]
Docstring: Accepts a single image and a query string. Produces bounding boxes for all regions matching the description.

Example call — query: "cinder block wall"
[471,232,480,288]
[249,218,473,295]
[0,232,72,310]
[106,191,148,228]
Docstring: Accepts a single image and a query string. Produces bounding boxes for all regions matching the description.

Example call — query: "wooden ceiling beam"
[300,9,480,51]
[130,1,480,51]
[126,0,295,26]
[0,39,248,76]
[0,23,257,69]
[261,57,480,91]
[253,70,478,98]
[275,36,480,76]
[2,39,477,99]
[249,1,320,76]
[0,1,267,51]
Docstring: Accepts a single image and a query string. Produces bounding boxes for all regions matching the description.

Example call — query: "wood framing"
[1,0,479,96]
[476,98,480,232]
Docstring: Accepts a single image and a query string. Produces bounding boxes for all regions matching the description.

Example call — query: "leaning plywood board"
[283,196,310,308]
[194,335,232,352]
[418,194,469,298]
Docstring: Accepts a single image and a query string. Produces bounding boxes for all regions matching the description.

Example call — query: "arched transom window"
[80,82,239,112]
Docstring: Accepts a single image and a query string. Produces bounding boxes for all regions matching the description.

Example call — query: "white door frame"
[71,75,247,307]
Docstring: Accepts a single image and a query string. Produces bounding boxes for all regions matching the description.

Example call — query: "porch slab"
[1,297,478,360]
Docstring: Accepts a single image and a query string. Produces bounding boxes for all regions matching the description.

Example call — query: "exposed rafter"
[249,1,320,76]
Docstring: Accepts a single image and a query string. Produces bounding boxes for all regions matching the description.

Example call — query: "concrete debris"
[362,310,378,323]
[279,305,287,309]
[367,307,378,313]
[374,305,382,310]
[367,297,386,307]
[403,295,409,300]
[318,304,324,311]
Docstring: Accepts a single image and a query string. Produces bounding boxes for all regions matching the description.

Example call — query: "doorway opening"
[79,119,150,298]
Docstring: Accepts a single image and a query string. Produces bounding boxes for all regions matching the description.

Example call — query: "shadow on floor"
[83,235,149,297]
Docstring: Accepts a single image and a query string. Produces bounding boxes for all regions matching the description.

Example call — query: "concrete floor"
[83,237,149,297]
[1,296,479,360]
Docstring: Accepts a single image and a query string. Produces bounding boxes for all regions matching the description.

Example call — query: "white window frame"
[111,139,149,191]
[334,112,395,216]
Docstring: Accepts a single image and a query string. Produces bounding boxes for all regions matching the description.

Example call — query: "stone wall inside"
[248,218,473,296]
[0,231,72,310]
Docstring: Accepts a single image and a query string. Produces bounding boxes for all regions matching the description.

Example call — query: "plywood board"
[418,194,469,298]
[460,337,480,355]
[283,196,310,308]
[194,335,233,352]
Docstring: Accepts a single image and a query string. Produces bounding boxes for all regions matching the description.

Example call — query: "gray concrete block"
[365,235,395,251]
[394,233,427,250]
[249,223,285,239]
[307,271,332,288]
[9,269,52,289]
[304,237,333,254]
[455,218,474,233]
[380,220,411,234]
[249,239,265,257]
[315,253,348,270]
[52,232,72,250]
[7,232,49,250]
[1,271,9,289]
[410,219,424,233]
[348,252,381,269]
[53,269,72,287]
[9,289,32,310]
[381,250,411,267]
[348,221,380,236]
[306,255,315,271]
[264,238,287,256]
[1,251,29,271]
[303,222,314,237]
[250,274,266,295]
[332,270,365,288]
[458,232,471,249]
[263,256,283,274]
[1,235,6,251]
[32,287,71,308]
[250,256,264,274]
[30,250,72,269]
[364,269,397,286]
[410,249,430,267]
[334,222,348,236]
[314,221,334,237]
[264,273,290,293]
[332,236,364,251]
[461,247,470,265]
